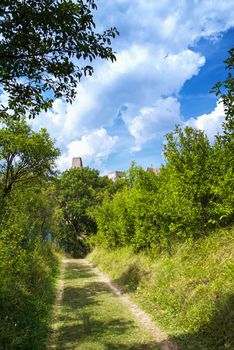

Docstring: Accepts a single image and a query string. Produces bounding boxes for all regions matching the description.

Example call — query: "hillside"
[88,226,234,350]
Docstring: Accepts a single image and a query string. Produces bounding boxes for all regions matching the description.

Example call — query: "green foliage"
[94,187,135,249]
[93,125,234,253]
[57,167,111,257]
[0,240,59,350]
[161,126,214,236]
[0,118,60,199]
[91,50,234,254]
[0,0,118,119]
[0,187,60,349]
[0,119,60,348]
[88,225,234,350]
[211,47,234,140]
[208,138,234,225]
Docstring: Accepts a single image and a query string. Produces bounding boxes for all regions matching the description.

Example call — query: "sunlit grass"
[88,226,234,350]
[54,260,159,350]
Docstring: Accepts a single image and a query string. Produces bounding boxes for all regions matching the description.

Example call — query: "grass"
[88,225,234,350]
[54,259,159,350]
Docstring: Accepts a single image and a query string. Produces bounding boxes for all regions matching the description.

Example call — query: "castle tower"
[72,157,83,168]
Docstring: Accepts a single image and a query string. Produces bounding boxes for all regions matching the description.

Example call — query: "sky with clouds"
[31,0,234,174]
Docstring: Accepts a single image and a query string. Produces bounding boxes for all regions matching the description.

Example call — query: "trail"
[49,258,178,350]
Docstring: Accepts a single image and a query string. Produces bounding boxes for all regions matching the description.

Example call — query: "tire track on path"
[49,258,178,350]
[85,259,178,350]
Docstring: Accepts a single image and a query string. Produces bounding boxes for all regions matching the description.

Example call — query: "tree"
[57,167,110,257]
[211,48,234,140]
[162,126,213,237]
[0,120,60,348]
[0,0,118,119]
[0,118,60,199]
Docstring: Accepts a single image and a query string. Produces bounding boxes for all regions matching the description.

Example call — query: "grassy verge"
[55,259,159,349]
[0,243,60,350]
[88,226,234,350]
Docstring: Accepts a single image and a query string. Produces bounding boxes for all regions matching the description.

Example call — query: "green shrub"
[0,239,59,350]
[93,126,234,254]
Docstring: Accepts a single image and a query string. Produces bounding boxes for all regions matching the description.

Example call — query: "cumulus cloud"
[125,99,225,151]
[124,97,182,151]
[28,0,234,170]
[100,0,234,51]
[30,45,151,144]
[153,49,205,95]
[57,128,118,170]
[36,46,205,147]
[186,100,225,140]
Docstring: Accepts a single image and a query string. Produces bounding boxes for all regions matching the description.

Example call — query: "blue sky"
[31,0,234,174]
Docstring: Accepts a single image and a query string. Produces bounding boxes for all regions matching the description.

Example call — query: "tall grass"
[88,226,234,350]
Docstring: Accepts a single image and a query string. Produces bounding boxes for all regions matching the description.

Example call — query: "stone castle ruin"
[72,157,83,169]
[71,157,160,180]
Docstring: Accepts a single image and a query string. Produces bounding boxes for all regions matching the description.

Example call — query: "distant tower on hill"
[108,171,123,182]
[72,157,83,169]
[147,167,160,175]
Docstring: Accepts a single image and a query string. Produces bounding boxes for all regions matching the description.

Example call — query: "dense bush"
[93,126,234,254]
[0,191,60,349]
[0,119,60,349]
[0,239,59,350]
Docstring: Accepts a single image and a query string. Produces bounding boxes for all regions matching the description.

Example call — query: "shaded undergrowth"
[174,294,234,349]
[0,244,60,350]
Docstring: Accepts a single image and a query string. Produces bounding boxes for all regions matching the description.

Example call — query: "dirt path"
[48,259,67,350]
[87,260,177,350]
[49,258,177,350]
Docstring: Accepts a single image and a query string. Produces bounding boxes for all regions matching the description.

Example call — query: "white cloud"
[26,0,234,170]
[124,97,182,151]
[186,100,225,140]
[97,45,149,83]
[61,45,152,136]
[54,46,204,153]
[30,45,151,144]
[124,99,225,151]
[57,128,118,170]
[107,0,234,51]
[153,49,205,94]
